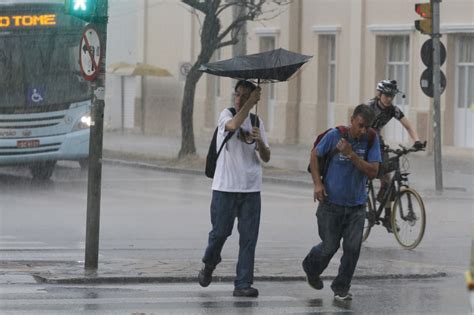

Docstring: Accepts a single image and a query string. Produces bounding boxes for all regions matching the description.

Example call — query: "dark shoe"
[382,216,400,233]
[302,257,324,290]
[334,291,353,301]
[198,265,214,287]
[233,287,259,297]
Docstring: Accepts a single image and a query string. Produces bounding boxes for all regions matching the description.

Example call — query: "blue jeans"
[304,201,365,294]
[202,190,261,289]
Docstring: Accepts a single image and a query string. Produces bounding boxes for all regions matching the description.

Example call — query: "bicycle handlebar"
[384,141,426,156]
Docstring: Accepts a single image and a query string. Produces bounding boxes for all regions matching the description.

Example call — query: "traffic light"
[65,0,95,21]
[414,2,432,35]
[64,0,107,22]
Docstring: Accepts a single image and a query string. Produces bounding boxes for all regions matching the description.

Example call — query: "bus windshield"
[0,3,90,109]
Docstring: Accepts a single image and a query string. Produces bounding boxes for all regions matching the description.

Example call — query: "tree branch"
[217,38,239,49]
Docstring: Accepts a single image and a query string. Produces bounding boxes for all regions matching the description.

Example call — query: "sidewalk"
[102,131,474,197]
[4,130,472,285]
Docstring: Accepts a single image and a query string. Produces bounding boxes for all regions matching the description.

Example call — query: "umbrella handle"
[254,79,260,127]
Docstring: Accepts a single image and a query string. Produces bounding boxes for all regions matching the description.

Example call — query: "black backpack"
[205,108,259,178]
[307,126,376,181]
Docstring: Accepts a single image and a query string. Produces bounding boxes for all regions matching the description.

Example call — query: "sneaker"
[233,287,259,297]
[198,264,214,287]
[302,257,324,290]
[334,291,353,301]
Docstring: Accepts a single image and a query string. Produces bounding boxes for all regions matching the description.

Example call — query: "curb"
[103,157,313,187]
[32,272,447,285]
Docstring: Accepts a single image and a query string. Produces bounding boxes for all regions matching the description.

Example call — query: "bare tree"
[179,0,288,158]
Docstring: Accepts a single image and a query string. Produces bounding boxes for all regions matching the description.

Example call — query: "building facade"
[105,0,474,149]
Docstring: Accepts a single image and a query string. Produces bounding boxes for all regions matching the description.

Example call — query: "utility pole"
[431,0,443,193]
[415,0,445,193]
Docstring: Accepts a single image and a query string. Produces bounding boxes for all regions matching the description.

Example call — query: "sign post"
[67,0,109,271]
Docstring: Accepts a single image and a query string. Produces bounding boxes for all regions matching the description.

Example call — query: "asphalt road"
[0,163,472,313]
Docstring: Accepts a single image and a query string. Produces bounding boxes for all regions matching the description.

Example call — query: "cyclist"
[368,79,424,233]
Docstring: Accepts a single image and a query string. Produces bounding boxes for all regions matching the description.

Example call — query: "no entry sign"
[79,25,102,81]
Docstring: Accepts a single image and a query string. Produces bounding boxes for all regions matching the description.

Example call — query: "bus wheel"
[79,158,89,170]
[30,161,56,180]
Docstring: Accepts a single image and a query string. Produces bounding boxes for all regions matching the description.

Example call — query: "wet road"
[0,277,470,314]
[0,163,472,313]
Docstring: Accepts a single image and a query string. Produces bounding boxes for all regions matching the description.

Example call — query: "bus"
[0,0,91,180]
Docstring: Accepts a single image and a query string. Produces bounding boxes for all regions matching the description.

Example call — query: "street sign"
[179,62,192,81]
[421,39,446,67]
[79,25,102,81]
[420,68,446,97]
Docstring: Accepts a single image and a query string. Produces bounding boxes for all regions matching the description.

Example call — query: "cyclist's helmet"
[376,79,400,97]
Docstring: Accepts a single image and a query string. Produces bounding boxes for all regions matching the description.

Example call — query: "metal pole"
[85,0,108,270]
[432,0,443,193]
[121,76,124,133]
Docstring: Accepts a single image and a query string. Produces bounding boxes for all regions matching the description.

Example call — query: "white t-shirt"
[211,108,269,192]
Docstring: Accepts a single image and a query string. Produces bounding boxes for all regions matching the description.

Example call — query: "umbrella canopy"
[199,48,312,83]
[107,62,172,77]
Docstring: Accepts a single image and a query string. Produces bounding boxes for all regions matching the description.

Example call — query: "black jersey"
[368,97,405,132]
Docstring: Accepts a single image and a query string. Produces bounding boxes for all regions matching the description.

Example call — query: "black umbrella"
[199,48,313,122]
[199,48,312,83]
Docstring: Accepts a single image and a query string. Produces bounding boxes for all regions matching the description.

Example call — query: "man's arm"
[337,138,379,179]
[225,88,261,132]
[310,148,326,202]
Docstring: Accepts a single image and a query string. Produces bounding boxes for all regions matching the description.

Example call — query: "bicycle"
[362,143,426,249]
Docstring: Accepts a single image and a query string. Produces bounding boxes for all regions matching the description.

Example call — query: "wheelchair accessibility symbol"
[28,88,44,105]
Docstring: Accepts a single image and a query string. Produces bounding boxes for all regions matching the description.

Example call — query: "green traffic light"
[73,0,88,12]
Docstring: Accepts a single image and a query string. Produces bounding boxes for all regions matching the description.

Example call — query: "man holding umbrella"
[198,80,271,297]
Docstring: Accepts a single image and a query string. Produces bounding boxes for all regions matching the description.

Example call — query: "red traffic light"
[415,3,432,18]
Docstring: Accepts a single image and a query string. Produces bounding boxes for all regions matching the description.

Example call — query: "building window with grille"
[454,34,474,147]
[382,35,410,142]
[327,35,336,127]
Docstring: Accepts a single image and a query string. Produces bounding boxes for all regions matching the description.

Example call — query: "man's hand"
[314,183,326,203]
[336,138,353,157]
[245,87,261,108]
[413,140,425,150]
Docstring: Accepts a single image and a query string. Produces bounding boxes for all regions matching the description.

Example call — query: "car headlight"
[72,112,92,131]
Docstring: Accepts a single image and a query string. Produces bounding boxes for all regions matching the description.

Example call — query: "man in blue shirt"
[303,104,381,301]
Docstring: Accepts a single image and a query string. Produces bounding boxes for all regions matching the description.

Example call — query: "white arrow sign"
[79,25,102,81]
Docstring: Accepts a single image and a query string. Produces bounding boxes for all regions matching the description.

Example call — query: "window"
[386,35,409,105]
[326,35,336,127]
[259,36,276,130]
[379,35,410,143]
[456,35,474,110]
[454,34,474,147]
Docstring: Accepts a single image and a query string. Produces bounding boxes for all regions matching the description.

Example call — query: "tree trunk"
[178,65,203,158]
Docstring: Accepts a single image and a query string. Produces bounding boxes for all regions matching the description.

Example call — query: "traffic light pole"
[431,0,443,193]
[84,1,108,271]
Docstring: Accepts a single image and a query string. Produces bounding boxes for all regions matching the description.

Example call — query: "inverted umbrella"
[199,48,312,83]
[199,48,312,121]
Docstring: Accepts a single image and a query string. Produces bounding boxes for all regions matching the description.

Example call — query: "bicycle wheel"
[362,196,376,242]
[391,188,426,249]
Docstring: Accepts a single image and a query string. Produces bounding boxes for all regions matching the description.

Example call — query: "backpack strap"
[326,125,347,163]
[250,113,260,128]
[216,108,237,158]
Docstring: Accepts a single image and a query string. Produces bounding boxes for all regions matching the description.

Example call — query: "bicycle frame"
[366,158,410,224]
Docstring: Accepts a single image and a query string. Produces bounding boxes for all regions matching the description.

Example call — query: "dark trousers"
[304,201,365,293]
[202,190,261,289]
